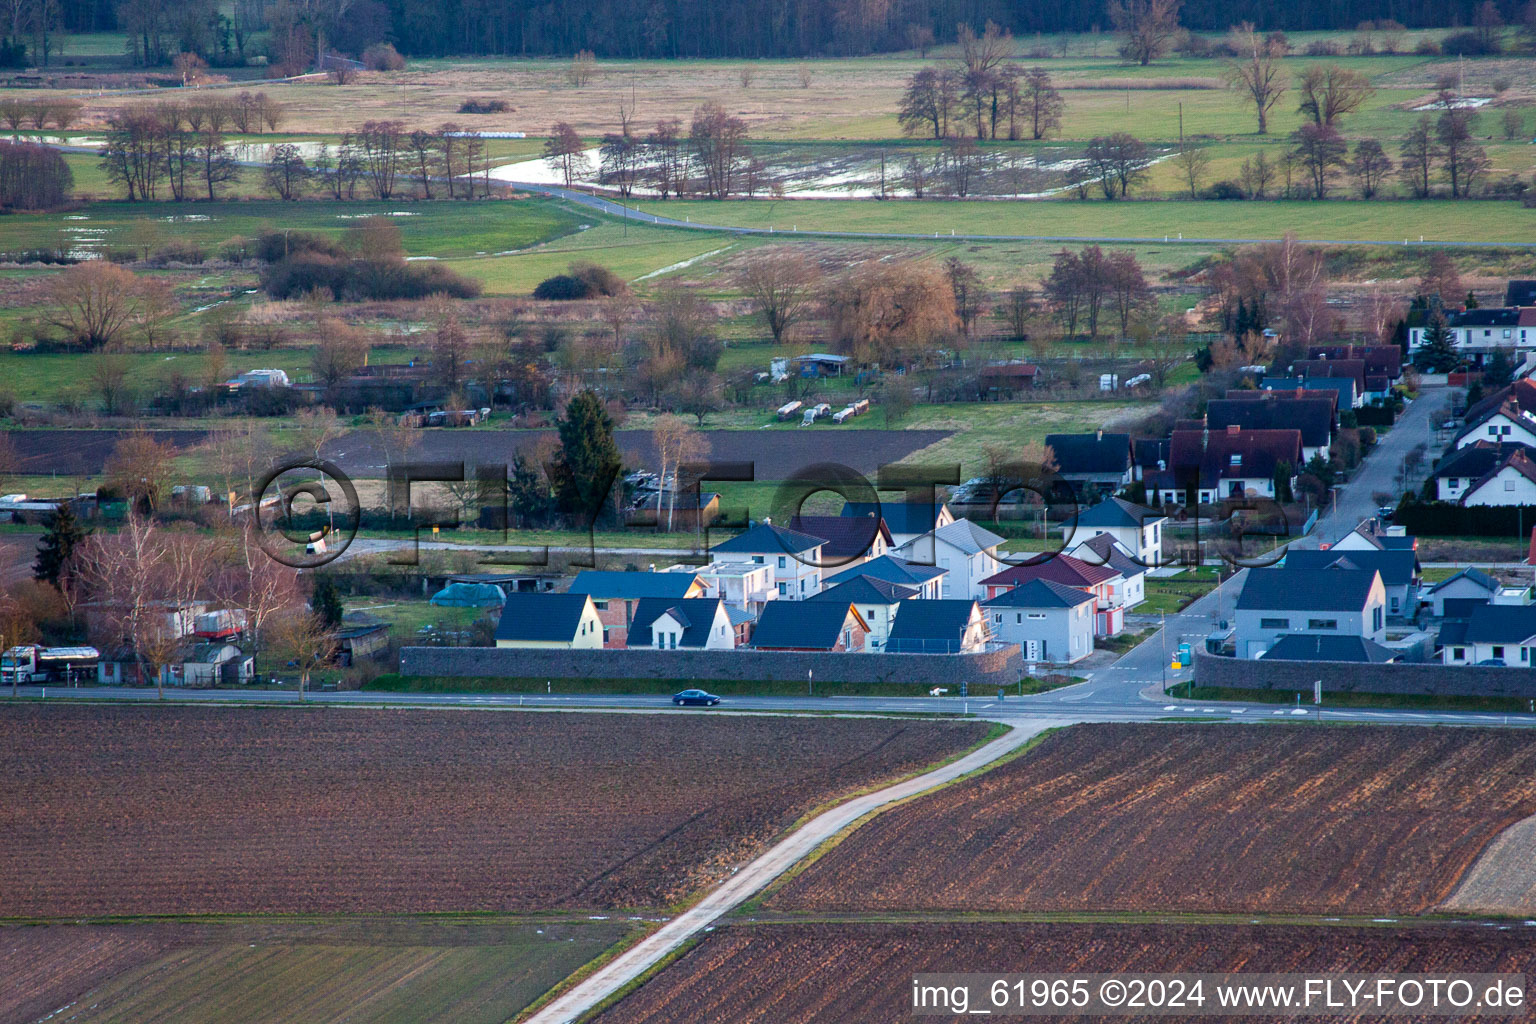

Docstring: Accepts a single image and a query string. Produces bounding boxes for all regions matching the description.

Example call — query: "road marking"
[1163,705,1179,711]
[1059,691,1096,702]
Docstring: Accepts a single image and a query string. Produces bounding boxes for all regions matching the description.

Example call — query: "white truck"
[1,645,99,685]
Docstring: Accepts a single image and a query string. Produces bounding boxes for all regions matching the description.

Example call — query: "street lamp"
[808,668,813,697]
[1160,610,1167,694]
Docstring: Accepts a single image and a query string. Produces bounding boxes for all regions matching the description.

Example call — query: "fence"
[401,642,1024,688]
[1194,650,1536,699]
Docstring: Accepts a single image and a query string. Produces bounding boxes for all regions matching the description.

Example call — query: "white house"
[1233,567,1387,660]
[710,521,826,599]
[885,599,991,654]
[627,597,736,650]
[809,575,917,651]
[1061,497,1167,567]
[677,561,776,616]
[1460,449,1536,507]
[982,579,1096,664]
[894,519,1005,600]
[1454,405,1536,451]
[1424,567,1498,617]
[1440,604,1536,666]
[1067,532,1147,611]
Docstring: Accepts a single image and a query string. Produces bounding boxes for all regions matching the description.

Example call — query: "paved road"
[523,718,1055,1024]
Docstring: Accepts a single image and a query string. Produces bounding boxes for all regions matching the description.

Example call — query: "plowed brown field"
[0,705,988,917]
[770,724,1536,915]
[596,921,1536,1024]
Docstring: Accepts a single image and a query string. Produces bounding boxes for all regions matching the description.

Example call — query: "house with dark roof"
[824,554,946,599]
[839,501,953,546]
[1283,548,1420,619]
[493,592,604,649]
[711,521,827,600]
[1459,448,1536,507]
[1060,497,1167,566]
[1145,426,1303,507]
[1204,398,1333,462]
[1289,357,1385,401]
[570,570,706,647]
[1226,386,1340,419]
[626,597,735,650]
[982,579,1096,664]
[1066,532,1148,611]
[1430,441,1536,502]
[1425,567,1499,617]
[885,599,989,654]
[893,519,1005,600]
[1410,307,1533,367]
[1043,431,1134,493]
[1306,344,1403,382]
[979,552,1126,636]
[1440,603,1536,665]
[810,575,917,650]
[750,601,868,651]
[1453,383,1536,451]
[1331,520,1416,554]
[789,513,892,565]
[1259,376,1359,409]
[1132,438,1169,484]
[1260,634,1398,663]
[1233,567,1386,659]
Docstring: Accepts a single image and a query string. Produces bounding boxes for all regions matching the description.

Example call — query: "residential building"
[751,601,869,651]
[809,576,917,651]
[1204,397,1334,463]
[1439,604,1536,665]
[789,513,892,566]
[1061,497,1167,566]
[1233,567,1387,660]
[569,571,706,647]
[1043,431,1134,493]
[1259,634,1397,663]
[493,592,604,649]
[885,599,989,654]
[893,519,1005,600]
[1283,548,1420,619]
[676,561,775,616]
[627,597,736,650]
[1306,344,1403,383]
[979,553,1124,636]
[1226,385,1339,421]
[840,501,953,546]
[1408,307,1530,367]
[1330,520,1417,554]
[982,579,1096,664]
[710,521,827,599]
[1145,426,1303,505]
[1424,567,1498,617]
[1259,376,1360,409]
[1066,532,1148,611]
[1453,395,1536,451]
[1459,449,1536,507]
[1430,442,1536,502]
[823,554,946,600]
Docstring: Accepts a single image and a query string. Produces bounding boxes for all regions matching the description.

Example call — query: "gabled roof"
[789,514,891,560]
[751,601,865,649]
[1236,567,1381,613]
[1431,441,1536,482]
[1454,397,1536,447]
[1043,432,1133,475]
[1291,357,1367,391]
[1261,376,1357,403]
[1070,532,1147,578]
[887,599,980,647]
[1451,307,1520,328]
[570,571,702,601]
[1306,344,1403,379]
[1205,398,1334,448]
[627,597,725,648]
[1426,567,1498,595]
[840,501,949,536]
[494,592,592,643]
[825,554,946,588]
[184,642,242,663]
[1065,496,1167,530]
[710,521,825,555]
[1155,427,1303,487]
[1261,634,1397,663]
[915,518,1006,556]
[1227,386,1340,415]
[810,575,918,606]
[1463,604,1536,644]
[983,578,1096,609]
[981,552,1120,590]
[1283,548,1417,588]
[1463,448,1536,500]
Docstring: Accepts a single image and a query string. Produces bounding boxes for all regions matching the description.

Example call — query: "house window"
[994,613,1003,623]
[1015,613,1023,623]
[1230,454,1242,466]
[777,556,786,569]
[777,582,787,595]
[1507,480,1517,491]
[1307,619,1338,630]
[1260,617,1289,629]
[1524,647,1531,663]
[752,555,764,564]
[593,600,608,610]
[1027,612,1046,620]
[1493,645,1506,659]
[1373,607,1383,631]
[1453,646,1466,660]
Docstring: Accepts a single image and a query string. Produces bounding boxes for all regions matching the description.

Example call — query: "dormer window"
[1230,454,1242,467]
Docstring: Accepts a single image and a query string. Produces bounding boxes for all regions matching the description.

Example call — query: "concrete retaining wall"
[1194,650,1536,699]
[400,643,1025,688]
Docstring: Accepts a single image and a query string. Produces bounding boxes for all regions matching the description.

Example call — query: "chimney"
[1096,429,1103,441]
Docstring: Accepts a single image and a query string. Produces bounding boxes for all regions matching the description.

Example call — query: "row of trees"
[264,123,499,202]
[99,94,283,202]
[897,24,1066,141]
[584,102,752,199]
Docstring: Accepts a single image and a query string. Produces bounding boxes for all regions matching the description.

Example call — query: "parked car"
[1377,506,1395,520]
[673,688,722,706]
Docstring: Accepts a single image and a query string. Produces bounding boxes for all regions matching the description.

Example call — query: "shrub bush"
[458,97,511,114]
[1203,180,1246,200]
[1440,30,1495,55]
[362,42,405,71]
[570,260,627,297]
[261,252,482,301]
[533,273,592,300]
[254,230,347,263]
[1303,40,1341,55]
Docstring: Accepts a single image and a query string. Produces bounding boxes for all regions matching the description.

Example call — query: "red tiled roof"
[980,553,1120,590]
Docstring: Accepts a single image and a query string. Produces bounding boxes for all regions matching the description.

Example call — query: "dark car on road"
[673,688,722,706]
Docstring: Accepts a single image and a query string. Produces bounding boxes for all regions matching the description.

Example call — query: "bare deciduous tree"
[1223,23,1286,134]
[738,250,817,344]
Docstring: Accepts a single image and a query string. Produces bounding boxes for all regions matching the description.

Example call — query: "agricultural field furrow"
[769,724,1536,915]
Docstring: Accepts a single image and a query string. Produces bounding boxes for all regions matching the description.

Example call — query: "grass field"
[629,197,1536,245]
[0,918,628,1024]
